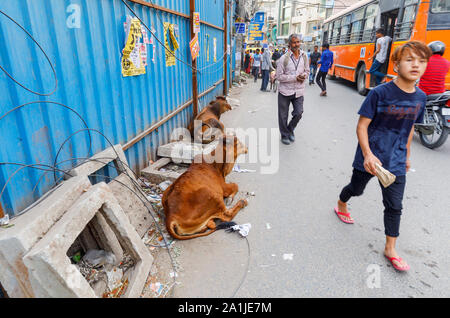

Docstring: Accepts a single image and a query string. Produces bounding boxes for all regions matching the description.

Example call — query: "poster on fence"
[122,17,146,77]
[164,22,179,67]
[190,34,200,61]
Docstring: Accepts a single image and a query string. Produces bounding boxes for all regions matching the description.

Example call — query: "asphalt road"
[169,77,450,298]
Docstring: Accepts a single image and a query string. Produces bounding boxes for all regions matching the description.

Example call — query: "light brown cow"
[187,96,232,143]
[162,135,248,240]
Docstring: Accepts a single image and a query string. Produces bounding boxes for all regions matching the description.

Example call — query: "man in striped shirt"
[419,41,450,95]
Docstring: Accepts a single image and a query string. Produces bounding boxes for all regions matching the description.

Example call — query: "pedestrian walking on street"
[276,34,310,145]
[272,48,281,63]
[368,28,392,86]
[309,45,321,85]
[335,41,431,272]
[252,49,261,82]
[316,43,333,96]
[244,50,251,74]
[260,48,272,92]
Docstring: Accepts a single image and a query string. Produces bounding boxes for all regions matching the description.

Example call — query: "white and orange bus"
[322,0,450,95]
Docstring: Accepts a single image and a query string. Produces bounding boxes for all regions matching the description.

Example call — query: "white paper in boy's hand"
[375,163,396,188]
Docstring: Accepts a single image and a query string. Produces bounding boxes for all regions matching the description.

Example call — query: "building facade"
[276,0,360,49]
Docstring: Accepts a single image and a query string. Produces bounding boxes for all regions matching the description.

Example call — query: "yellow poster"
[164,22,179,67]
[122,18,146,77]
[213,37,217,62]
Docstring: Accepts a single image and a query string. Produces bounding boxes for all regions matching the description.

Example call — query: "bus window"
[362,3,380,42]
[428,0,450,30]
[331,18,342,44]
[431,0,450,12]
[395,0,419,40]
[340,15,352,43]
[350,8,365,43]
[323,23,329,43]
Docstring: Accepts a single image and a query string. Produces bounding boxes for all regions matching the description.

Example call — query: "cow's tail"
[167,220,218,241]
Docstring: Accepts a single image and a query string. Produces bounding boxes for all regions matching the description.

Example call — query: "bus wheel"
[357,66,368,96]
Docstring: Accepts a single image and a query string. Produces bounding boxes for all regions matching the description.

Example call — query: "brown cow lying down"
[187,96,232,143]
[162,135,248,240]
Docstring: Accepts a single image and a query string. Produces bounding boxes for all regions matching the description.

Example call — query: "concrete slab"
[108,173,155,238]
[141,158,182,184]
[157,141,218,164]
[23,183,153,298]
[66,144,134,180]
[0,176,91,298]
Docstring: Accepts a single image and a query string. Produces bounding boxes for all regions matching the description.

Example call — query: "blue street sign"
[252,11,265,24]
[235,23,246,34]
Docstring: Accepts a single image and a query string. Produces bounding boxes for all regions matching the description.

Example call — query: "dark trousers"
[339,169,406,237]
[261,70,270,90]
[368,60,386,86]
[252,66,259,82]
[316,70,327,92]
[309,64,318,84]
[278,93,304,139]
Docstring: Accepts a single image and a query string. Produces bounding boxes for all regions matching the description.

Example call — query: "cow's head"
[215,134,248,177]
[214,96,232,114]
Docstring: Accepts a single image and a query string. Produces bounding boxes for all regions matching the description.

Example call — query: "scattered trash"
[266,223,271,230]
[0,214,9,226]
[283,254,294,261]
[149,282,164,296]
[169,272,178,278]
[226,223,251,237]
[82,249,116,268]
[159,180,172,191]
[72,251,82,264]
[232,164,256,173]
[106,268,123,291]
[246,191,256,196]
[248,108,260,114]
[410,168,416,172]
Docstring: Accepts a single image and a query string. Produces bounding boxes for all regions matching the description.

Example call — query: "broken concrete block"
[157,142,204,164]
[157,141,218,163]
[0,176,91,298]
[108,173,155,238]
[66,144,134,180]
[23,183,153,298]
[141,158,182,184]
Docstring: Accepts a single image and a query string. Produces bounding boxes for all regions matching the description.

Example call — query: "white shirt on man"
[376,36,391,64]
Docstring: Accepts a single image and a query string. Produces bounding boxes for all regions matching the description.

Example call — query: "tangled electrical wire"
[0,2,249,298]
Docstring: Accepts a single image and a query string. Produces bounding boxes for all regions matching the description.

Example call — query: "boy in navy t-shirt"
[335,41,432,272]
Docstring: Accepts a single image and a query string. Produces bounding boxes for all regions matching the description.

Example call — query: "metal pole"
[190,0,199,118]
[223,0,228,96]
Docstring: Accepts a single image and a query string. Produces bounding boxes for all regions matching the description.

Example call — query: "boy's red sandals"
[334,207,354,224]
[385,255,410,272]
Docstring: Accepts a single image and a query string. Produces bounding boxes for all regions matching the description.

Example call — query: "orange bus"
[322,0,450,95]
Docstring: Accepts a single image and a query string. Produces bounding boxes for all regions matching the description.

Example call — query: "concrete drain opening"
[23,183,153,298]
[66,211,136,298]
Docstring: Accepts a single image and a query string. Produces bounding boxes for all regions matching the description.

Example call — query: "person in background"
[309,45,321,85]
[261,48,272,92]
[368,28,392,86]
[272,48,281,62]
[316,43,334,96]
[252,49,261,82]
[335,41,431,272]
[244,50,251,74]
[276,34,310,145]
[246,49,253,74]
[419,41,450,95]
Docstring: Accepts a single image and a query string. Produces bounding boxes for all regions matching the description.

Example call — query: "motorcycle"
[414,91,450,149]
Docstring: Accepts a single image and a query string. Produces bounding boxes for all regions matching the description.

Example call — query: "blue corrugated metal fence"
[0,0,236,216]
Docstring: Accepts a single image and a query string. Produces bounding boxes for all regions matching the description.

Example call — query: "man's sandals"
[334,207,354,224]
